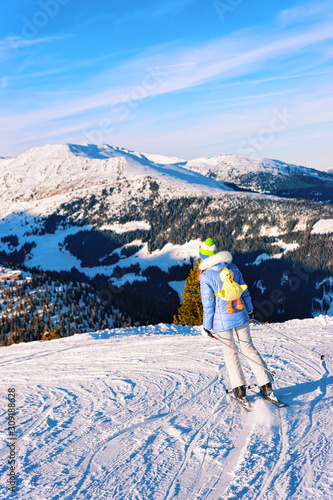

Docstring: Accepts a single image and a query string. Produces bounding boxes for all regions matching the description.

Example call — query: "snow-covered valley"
[1,317,332,499]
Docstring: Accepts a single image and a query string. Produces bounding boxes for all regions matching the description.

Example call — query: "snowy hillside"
[0,317,332,499]
[1,143,332,221]
[0,143,231,219]
[182,154,333,202]
[184,154,322,179]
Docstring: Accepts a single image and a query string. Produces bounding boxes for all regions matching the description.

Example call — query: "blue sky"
[1,0,333,170]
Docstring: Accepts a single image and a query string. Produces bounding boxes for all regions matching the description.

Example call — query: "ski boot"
[230,385,253,411]
[260,382,273,397]
[233,385,247,403]
[260,382,279,403]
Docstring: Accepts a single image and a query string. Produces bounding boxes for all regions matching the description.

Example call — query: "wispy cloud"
[205,90,293,106]
[278,0,333,26]
[1,19,333,127]
[102,90,333,161]
[0,34,73,61]
[25,19,331,122]
[224,69,333,88]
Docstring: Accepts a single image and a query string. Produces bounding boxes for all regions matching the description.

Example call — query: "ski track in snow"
[0,318,332,500]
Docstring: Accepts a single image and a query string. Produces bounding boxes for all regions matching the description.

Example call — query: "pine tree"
[173,261,203,326]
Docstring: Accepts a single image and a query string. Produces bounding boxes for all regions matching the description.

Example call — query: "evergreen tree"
[173,261,203,326]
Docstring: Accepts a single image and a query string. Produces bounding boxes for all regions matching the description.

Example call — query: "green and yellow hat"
[199,238,217,259]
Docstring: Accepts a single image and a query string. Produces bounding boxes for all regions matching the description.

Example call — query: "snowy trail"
[0,318,332,500]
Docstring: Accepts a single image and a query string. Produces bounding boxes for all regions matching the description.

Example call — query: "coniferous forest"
[0,268,132,346]
[0,189,332,345]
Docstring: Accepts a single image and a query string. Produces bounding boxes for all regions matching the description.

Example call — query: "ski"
[247,384,288,408]
[226,389,254,412]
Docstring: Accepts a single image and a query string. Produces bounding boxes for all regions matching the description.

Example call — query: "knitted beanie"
[199,238,217,259]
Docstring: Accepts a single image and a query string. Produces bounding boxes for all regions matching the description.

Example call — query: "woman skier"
[198,237,275,404]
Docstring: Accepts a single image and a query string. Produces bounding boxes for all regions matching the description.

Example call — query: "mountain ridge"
[2,143,332,211]
[0,143,232,218]
[181,153,333,202]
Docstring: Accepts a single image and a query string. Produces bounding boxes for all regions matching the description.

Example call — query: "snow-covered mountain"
[0,143,231,218]
[182,154,333,202]
[1,143,332,220]
[1,317,332,499]
[1,144,332,221]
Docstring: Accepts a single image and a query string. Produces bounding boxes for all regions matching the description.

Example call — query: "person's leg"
[215,329,246,390]
[235,322,272,387]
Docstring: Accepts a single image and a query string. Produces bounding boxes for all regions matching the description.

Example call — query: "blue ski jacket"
[199,251,253,332]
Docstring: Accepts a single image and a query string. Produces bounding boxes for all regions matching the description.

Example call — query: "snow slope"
[0,143,231,218]
[0,213,201,278]
[1,317,332,499]
[311,219,333,234]
[182,154,333,200]
[1,143,332,222]
[183,153,331,183]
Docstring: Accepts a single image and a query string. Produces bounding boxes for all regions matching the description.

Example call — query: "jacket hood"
[199,251,233,270]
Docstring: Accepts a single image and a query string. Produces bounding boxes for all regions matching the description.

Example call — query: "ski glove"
[201,326,215,338]
[248,310,255,320]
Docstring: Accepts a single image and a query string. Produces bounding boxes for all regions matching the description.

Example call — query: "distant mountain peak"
[0,143,332,221]
[182,152,333,202]
[0,143,232,219]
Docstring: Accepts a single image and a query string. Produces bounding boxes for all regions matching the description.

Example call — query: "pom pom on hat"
[199,238,217,259]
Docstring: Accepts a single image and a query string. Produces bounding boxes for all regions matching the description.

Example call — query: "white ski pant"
[215,322,271,390]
